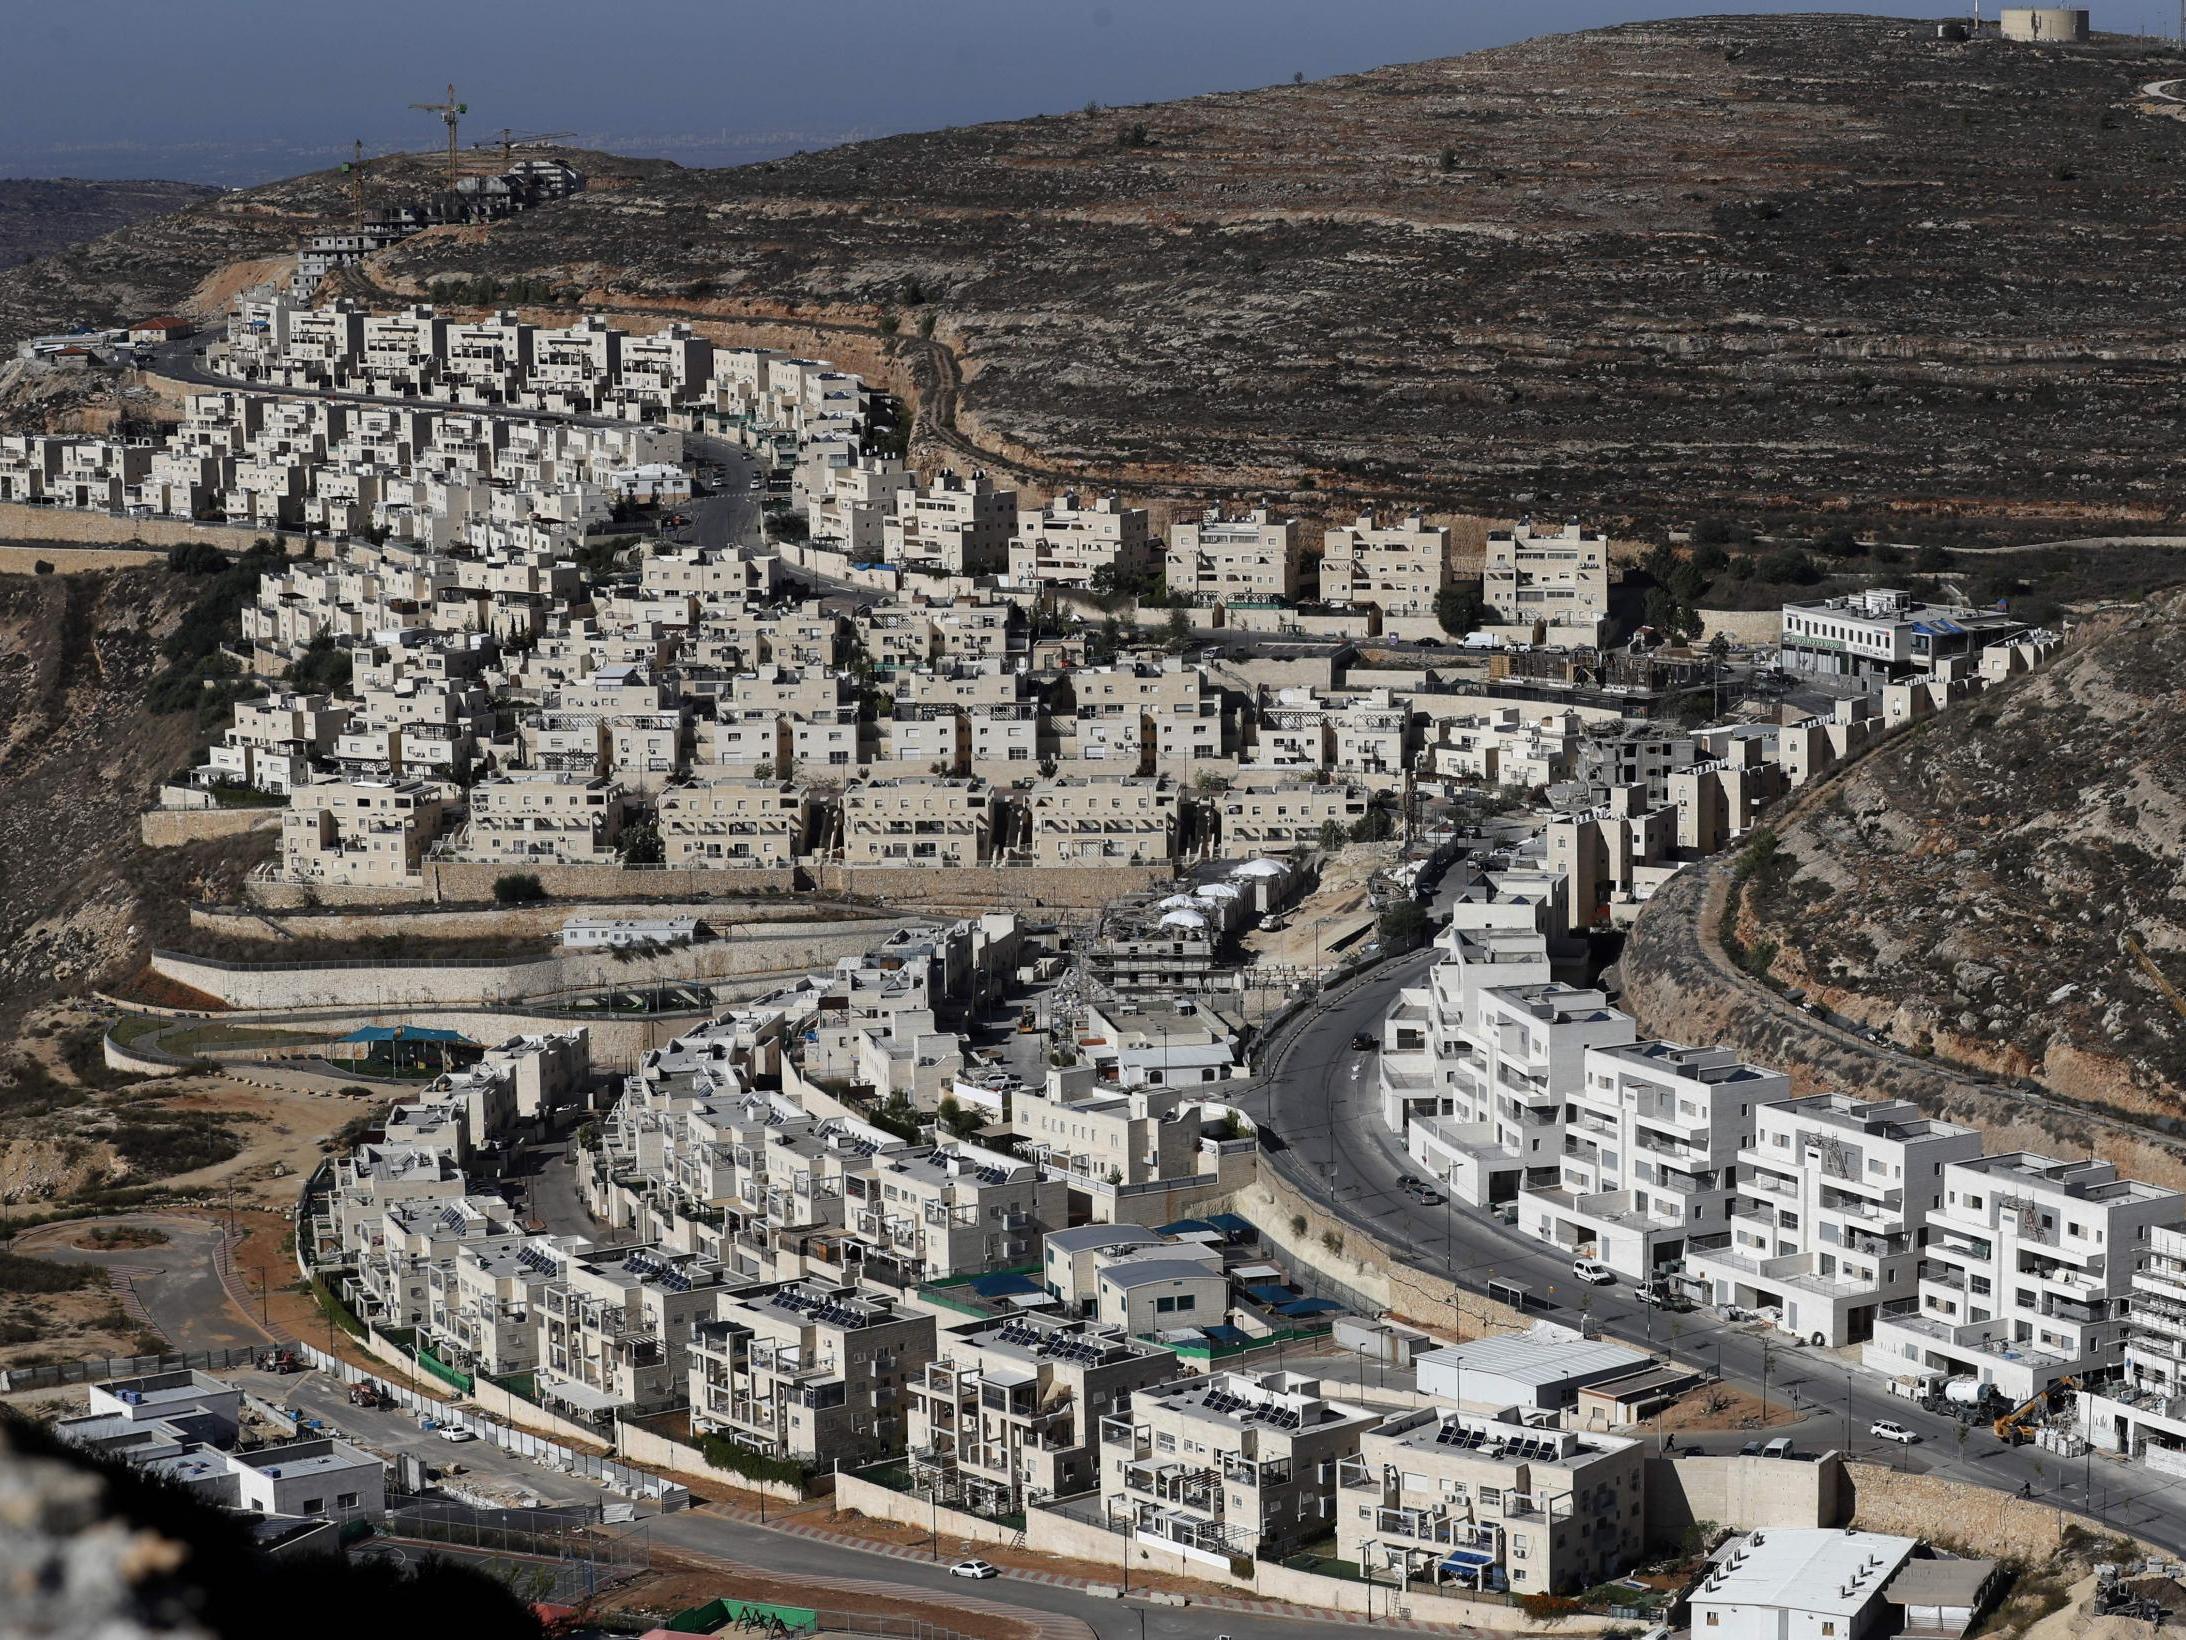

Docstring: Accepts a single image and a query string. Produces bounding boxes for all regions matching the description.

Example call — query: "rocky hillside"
[0,148,675,352]
[0,177,218,272]
[1733,590,2186,1118]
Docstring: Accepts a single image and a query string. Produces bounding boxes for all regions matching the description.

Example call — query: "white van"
[1761,1437,1794,1459]
[1572,1258,1615,1285]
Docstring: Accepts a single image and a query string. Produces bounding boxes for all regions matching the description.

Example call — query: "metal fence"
[368,1492,650,1607]
[0,1340,292,1394]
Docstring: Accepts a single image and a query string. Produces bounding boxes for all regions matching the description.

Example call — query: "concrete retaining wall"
[101,1035,195,1078]
[0,499,275,552]
[0,542,168,574]
[190,896,859,945]
[811,862,1170,910]
[149,917,896,1011]
[1841,1460,2068,1559]
[1643,1453,1845,1550]
[247,861,803,908]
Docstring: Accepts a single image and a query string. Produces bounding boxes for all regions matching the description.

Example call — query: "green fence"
[1152,1323,1332,1363]
[666,1596,818,1635]
[412,1342,473,1392]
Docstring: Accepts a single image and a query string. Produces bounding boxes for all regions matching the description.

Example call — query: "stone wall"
[0,542,167,574]
[1221,1163,1528,1338]
[1841,1461,2071,1560]
[245,861,803,908]
[141,807,282,848]
[811,861,1171,910]
[147,917,894,1012]
[189,895,856,945]
[1643,1453,1846,1550]
[1693,607,1784,645]
[0,500,279,551]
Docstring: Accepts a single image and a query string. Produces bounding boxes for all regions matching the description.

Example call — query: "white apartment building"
[458,774,624,864]
[688,1278,936,1466]
[539,1244,730,1420]
[1337,1407,1646,1595]
[2081,1226,2186,1460]
[1216,778,1370,854]
[1165,506,1303,605]
[1521,1040,1788,1280]
[1779,588,2027,682]
[1013,1065,1204,1188]
[1319,513,1453,620]
[1865,1153,2182,1402]
[1100,1371,1381,1562]
[1023,775,1177,865]
[1007,492,1154,590]
[1481,519,1611,644]
[908,1313,1174,1511]
[1687,1094,1983,1347]
[851,1143,1064,1281]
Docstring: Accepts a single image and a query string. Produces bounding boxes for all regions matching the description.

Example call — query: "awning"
[1244,1283,1297,1307]
[1278,1298,1343,1319]
[1440,1550,1496,1571]
[538,1373,622,1413]
[967,1271,1041,1300]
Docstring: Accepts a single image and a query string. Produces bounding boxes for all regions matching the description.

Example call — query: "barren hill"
[0,178,218,273]
[1731,588,2186,1116]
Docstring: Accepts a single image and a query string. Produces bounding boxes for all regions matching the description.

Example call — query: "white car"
[1869,1420,1918,1445]
[436,1426,479,1444]
[1572,1258,1615,1286]
[950,1559,999,1579]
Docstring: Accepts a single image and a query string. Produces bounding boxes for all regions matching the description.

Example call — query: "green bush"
[698,1434,811,1489]
[0,1249,108,1295]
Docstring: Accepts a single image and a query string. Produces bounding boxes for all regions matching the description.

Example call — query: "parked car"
[1350,1032,1379,1052]
[437,1426,479,1444]
[1572,1258,1615,1285]
[1402,1181,1443,1205]
[1869,1420,1919,1445]
[950,1559,999,1580]
[1635,1283,1694,1312]
[1396,1174,1421,1190]
[1740,1440,1764,1457]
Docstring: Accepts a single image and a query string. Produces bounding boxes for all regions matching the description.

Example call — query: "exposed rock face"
[0,178,219,273]
[1742,590,2186,1115]
[1623,592,2186,1181]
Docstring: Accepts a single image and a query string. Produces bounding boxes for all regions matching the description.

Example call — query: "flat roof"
[1417,1328,1648,1388]
[1695,1529,1918,1618]
[1100,1258,1225,1289]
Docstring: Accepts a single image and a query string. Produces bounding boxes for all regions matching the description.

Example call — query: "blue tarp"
[336,1026,472,1045]
[966,1271,1042,1299]
[1243,1283,1296,1307]
[1204,1212,1255,1236]
[1155,1218,1215,1236]
[1277,1298,1343,1318]
[1440,1550,1495,1571]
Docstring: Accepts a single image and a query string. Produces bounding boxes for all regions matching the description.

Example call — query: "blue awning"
[1440,1550,1496,1571]
[1201,1324,1249,1346]
[1243,1283,1296,1307]
[1278,1298,1343,1318]
[1205,1212,1255,1236]
[1155,1218,1215,1236]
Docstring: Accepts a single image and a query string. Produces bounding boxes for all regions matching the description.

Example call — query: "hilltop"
[4,20,2186,522]
[0,177,218,272]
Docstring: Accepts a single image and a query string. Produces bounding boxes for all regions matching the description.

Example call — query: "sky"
[0,0,2167,184]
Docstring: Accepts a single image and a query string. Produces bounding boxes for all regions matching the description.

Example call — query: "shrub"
[492,873,546,905]
[1378,901,1429,945]
[699,1433,812,1489]
[0,1249,107,1295]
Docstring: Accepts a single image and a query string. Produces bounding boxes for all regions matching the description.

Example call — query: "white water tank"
[2000,7,2090,41]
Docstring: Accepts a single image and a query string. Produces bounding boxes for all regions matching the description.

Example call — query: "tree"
[1163,607,1192,653]
[1378,901,1430,946]
[877,313,900,338]
[917,311,937,339]
[1440,145,1458,172]
[1316,819,1348,852]
[1914,542,1953,574]
[1435,582,1487,638]
[492,873,546,905]
[1349,806,1395,844]
[621,817,663,866]
[1292,70,1306,85]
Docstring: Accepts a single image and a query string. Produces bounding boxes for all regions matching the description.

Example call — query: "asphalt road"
[1239,949,2186,1556]
[18,1213,268,1354]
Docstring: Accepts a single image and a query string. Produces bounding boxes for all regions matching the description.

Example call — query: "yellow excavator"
[1993,1376,2075,1445]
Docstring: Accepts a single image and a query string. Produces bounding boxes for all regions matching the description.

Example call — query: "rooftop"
[1694,1528,1918,1618]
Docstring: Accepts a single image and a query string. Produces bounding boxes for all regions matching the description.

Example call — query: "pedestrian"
[1665,1431,1677,1452]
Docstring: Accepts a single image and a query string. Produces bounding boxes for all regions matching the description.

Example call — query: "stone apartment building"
[1338,1407,1646,1595]
[1165,506,1304,605]
[688,1278,935,1466]
[838,775,995,865]
[1866,1153,2183,1402]
[1008,492,1154,590]
[1023,775,1177,866]
[1480,518,1611,644]
[427,1234,593,1379]
[1215,777,1370,854]
[281,778,449,886]
[657,778,810,867]
[458,773,625,864]
[909,1314,1174,1510]
[1779,587,2027,682]
[1101,1370,1381,1561]
[1521,1039,1788,1279]
[1319,513,1453,621]
[1544,786,1680,935]
[1686,1094,1984,1347]
[884,469,1017,575]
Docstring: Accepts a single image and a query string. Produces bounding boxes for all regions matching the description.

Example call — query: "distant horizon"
[3,1,2177,188]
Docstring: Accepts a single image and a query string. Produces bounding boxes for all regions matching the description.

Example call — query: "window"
[1705,1615,1720,1628]
[337,1492,359,1510]
[303,1497,325,1514]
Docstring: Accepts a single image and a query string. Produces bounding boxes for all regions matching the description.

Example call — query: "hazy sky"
[0,0,2166,183]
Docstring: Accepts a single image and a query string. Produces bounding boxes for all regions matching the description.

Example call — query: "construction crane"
[409,83,469,190]
[1993,1376,2075,1445]
[340,139,370,229]
[479,127,577,167]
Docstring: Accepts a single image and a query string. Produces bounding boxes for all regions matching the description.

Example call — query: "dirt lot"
[1640,1380,1801,1435]
[1240,841,1401,973]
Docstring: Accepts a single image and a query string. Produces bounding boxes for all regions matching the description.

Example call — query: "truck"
[1887,1372,1947,1404]
[346,1382,383,1409]
[257,1349,299,1374]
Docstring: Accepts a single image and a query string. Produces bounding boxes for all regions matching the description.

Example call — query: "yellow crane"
[409,83,469,190]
